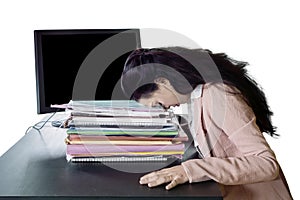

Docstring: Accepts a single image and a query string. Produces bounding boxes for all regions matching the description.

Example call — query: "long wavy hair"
[121,47,277,136]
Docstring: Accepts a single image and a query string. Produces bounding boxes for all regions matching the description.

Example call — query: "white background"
[0,0,299,198]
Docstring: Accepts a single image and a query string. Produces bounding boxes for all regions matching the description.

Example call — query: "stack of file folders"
[62,100,188,163]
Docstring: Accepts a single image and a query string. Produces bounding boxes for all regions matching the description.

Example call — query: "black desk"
[0,116,222,199]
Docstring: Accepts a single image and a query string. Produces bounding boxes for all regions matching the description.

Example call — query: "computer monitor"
[34,29,141,114]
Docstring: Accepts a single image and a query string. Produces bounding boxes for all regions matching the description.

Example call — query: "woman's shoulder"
[201,83,255,126]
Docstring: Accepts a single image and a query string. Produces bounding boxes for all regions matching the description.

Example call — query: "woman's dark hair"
[121,47,277,136]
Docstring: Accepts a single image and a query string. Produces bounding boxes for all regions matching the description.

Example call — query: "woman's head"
[121,47,208,103]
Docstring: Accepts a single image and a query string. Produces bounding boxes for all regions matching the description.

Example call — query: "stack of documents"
[63,100,188,162]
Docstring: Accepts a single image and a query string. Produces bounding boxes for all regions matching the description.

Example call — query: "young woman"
[121,47,292,199]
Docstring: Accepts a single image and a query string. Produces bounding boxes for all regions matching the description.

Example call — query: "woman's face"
[138,78,190,109]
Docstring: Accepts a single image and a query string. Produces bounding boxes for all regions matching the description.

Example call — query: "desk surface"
[0,115,222,199]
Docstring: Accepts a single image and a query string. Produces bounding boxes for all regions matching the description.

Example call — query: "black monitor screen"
[34,29,141,114]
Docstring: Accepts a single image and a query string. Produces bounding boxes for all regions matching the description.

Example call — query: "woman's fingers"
[139,172,172,185]
[139,165,189,190]
[147,175,173,187]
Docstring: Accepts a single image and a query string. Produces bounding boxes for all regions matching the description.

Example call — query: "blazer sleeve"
[181,84,280,185]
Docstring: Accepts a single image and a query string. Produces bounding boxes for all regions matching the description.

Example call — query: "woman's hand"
[139,165,189,190]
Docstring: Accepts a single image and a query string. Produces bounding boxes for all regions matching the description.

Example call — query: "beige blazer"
[181,83,292,200]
